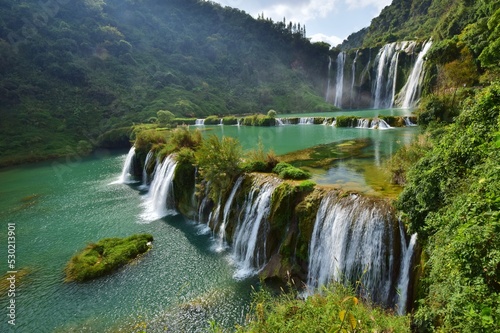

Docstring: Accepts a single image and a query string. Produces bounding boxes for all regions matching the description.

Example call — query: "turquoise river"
[0,109,417,332]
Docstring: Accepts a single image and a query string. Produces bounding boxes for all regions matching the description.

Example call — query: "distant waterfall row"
[117,148,418,314]
[326,40,432,109]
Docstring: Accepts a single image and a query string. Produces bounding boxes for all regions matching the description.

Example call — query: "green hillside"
[0,0,333,166]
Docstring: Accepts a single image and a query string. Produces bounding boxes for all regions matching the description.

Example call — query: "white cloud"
[344,0,392,11]
[310,33,343,47]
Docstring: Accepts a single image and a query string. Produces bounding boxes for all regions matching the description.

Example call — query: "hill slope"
[0,0,332,165]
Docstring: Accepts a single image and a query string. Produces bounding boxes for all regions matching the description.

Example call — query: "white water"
[334,52,346,108]
[355,118,392,130]
[298,117,314,125]
[215,176,244,252]
[117,146,136,184]
[232,179,278,279]
[403,116,417,126]
[325,56,332,102]
[399,40,433,108]
[307,192,396,305]
[350,50,359,107]
[396,222,418,314]
[195,119,205,126]
[275,118,285,126]
[373,43,395,108]
[139,150,154,190]
[141,155,178,221]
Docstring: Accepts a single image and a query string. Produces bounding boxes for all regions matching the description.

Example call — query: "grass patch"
[236,282,410,333]
[272,162,311,180]
[65,234,153,282]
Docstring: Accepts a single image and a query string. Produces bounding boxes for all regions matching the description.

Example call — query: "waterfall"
[117,146,136,184]
[399,40,433,108]
[371,118,392,130]
[356,118,371,128]
[214,176,244,252]
[275,118,285,126]
[141,155,178,221]
[373,44,394,108]
[299,117,314,125]
[334,52,346,108]
[350,50,359,107]
[139,150,154,190]
[325,56,332,102]
[396,222,418,315]
[403,116,417,126]
[307,192,397,306]
[232,178,279,279]
[195,119,205,126]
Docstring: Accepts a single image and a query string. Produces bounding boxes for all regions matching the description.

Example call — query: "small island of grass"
[65,234,154,282]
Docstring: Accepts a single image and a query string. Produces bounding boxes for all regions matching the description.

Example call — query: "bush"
[273,162,311,180]
[236,283,410,333]
[335,116,358,127]
[223,116,238,125]
[157,110,176,126]
[65,234,153,282]
[296,180,316,192]
[195,135,243,201]
[204,115,220,125]
[279,166,311,180]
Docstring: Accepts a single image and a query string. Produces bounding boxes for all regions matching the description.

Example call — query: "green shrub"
[272,162,293,175]
[65,234,154,282]
[335,116,358,127]
[204,115,220,125]
[173,118,197,125]
[223,116,238,125]
[195,135,243,201]
[279,166,311,180]
[296,180,316,192]
[237,283,410,333]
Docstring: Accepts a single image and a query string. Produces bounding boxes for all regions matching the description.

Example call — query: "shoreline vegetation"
[65,234,154,282]
[0,113,416,169]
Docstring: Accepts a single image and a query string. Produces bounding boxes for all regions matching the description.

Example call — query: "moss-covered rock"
[173,150,197,218]
[65,234,153,282]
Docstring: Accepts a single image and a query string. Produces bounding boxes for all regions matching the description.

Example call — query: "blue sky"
[212,0,392,46]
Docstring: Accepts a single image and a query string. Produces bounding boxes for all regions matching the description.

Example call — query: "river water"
[0,109,417,332]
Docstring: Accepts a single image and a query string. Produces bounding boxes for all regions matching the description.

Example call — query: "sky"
[211,0,393,47]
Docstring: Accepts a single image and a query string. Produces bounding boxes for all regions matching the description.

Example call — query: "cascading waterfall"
[214,176,244,252]
[139,150,154,190]
[195,119,205,126]
[232,178,279,279]
[325,56,332,102]
[371,118,392,130]
[396,222,418,314]
[117,146,136,184]
[373,43,396,108]
[403,116,417,126]
[334,52,346,108]
[299,117,314,125]
[275,118,285,126]
[399,40,433,108]
[307,192,399,306]
[350,50,359,107]
[141,155,178,221]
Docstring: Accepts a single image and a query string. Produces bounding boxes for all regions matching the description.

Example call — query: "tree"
[195,135,242,201]
[267,109,277,118]
[157,110,175,126]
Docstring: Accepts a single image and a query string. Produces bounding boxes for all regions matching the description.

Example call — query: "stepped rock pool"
[0,109,417,332]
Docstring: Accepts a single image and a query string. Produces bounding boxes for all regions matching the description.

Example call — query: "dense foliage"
[234,283,410,333]
[0,0,333,166]
[343,0,495,48]
[396,83,500,331]
[65,234,154,282]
